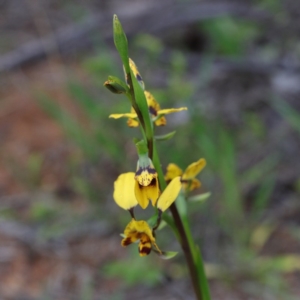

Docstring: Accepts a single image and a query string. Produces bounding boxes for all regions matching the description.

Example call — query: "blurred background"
[0,0,300,299]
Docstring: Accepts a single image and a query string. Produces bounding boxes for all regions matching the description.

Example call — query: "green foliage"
[192,118,277,244]
[30,200,58,222]
[4,152,44,191]
[168,51,194,100]
[245,112,267,139]
[188,192,211,203]
[134,34,163,56]
[28,153,43,185]
[257,0,284,19]
[37,82,126,165]
[104,252,163,287]
[62,2,88,22]
[272,97,300,134]
[201,17,259,56]
[38,94,98,160]
[83,51,119,80]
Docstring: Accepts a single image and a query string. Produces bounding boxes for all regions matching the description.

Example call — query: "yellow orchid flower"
[134,158,160,209]
[113,172,138,210]
[114,170,181,211]
[165,158,206,191]
[144,91,188,126]
[121,219,161,256]
[109,90,187,127]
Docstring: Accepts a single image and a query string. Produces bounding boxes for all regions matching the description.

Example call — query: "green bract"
[113,15,129,73]
[104,76,129,94]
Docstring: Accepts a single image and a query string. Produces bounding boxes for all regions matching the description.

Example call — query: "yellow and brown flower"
[109,90,187,127]
[121,219,161,256]
[134,159,160,209]
[165,158,206,191]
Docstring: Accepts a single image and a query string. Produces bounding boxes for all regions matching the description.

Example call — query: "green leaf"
[188,192,211,203]
[104,253,163,287]
[156,220,167,230]
[147,213,158,228]
[153,249,178,259]
[155,131,176,141]
[104,75,129,94]
[113,15,130,73]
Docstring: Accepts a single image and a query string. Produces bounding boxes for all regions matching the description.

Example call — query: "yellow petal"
[122,219,152,247]
[157,176,182,212]
[183,178,201,191]
[146,179,160,207]
[158,107,187,115]
[128,58,145,90]
[127,118,139,127]
[144,91,168,126]
[134,180,150,209]
[182,158,206,180]
[109,113,137,119]
[145,91,160,116]
[124,219,154,241]
[121,231,139,246]
[165,163,183,181]
[134,178,160,209]
[113,172,138,210]
[190,178,201,191]
[154,116,166,126]
[138,233,152,256]
[135,220,155,241]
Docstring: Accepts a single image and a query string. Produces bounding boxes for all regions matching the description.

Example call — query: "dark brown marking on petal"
[149,106,158,116]
[136,73,143,82]
[139,246,152,255]
[135,168,143,176]
[147,167,157,174]
[121,237,132,246]
[149,178,157,187]
[135,167,156,176]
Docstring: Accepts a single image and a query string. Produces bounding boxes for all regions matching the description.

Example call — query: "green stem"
[152,142,210,300]
[126,80,146,131]
[126,80,153,159]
